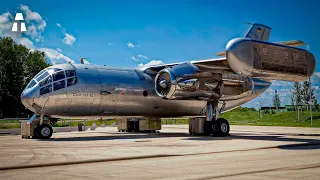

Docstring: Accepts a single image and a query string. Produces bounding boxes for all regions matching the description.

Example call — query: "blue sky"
[0,0,319,107]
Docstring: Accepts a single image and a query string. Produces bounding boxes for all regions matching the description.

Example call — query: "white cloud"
[127,42,139,48]
[137,54,148,59]
[62,33,76,46]
[131,56,138,61]
[138,60,164,67]
[57,23,76,46]
[107,42,114,46]
[38,48,75,64]
[16,37,34,49]
[0,12,14,38]
[20,5,46,42]
[56,48,62,52]
[0,12,34,48]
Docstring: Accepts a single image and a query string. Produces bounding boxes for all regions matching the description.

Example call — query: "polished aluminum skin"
[226,38,316,82]
[21,62,270,119]
[20,23,316,120]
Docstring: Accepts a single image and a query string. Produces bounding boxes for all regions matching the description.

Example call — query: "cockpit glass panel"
[39,75,52,87]
[66,70,76,77]
[40,84,52,95]
[54,80,65,91]
[36,71,49,82]
[67,77,77,87]
[26,80,36,89]
[34,69,46,80]
[53,71,65,81]
[47,68,62,75]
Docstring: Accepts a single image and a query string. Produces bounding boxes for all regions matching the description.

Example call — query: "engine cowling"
[154,62,222,100]
[226,38,316,82]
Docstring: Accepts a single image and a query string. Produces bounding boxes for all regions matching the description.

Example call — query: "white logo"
[11,13,27,32]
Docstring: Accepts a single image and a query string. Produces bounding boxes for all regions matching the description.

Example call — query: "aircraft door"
[98,68,119,114]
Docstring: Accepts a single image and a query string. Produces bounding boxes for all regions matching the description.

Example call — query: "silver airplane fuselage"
[21,63,270,119]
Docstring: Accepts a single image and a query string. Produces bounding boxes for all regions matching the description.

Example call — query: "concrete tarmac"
[0,125,319,179]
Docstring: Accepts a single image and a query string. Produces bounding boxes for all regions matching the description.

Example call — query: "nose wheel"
[35,124,53,139]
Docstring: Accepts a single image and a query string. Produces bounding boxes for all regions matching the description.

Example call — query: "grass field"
[1,108,319,129]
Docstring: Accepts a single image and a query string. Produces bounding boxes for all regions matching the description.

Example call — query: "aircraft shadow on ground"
[40,132,320,150]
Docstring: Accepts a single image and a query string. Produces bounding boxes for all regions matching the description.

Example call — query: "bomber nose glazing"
[21,80,39,110]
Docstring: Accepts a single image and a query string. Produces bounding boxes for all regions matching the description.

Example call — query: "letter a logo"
[12,13,27,32]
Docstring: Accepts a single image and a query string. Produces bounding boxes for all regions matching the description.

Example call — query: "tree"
[301,81,315,111]
[0,37,50,118]
[256,96,264,118]
[273,90,280,113]
[314,99,319,112]
[291,82,303,110]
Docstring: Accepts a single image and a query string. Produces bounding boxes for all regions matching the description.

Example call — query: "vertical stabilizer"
[245,23,271,41]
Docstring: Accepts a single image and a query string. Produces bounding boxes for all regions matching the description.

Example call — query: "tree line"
[268,80,319,114]
[0,37,50,118]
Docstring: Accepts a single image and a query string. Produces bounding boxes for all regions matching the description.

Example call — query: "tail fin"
[245,23,271,41]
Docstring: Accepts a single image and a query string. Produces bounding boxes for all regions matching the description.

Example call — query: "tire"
[36,124,53,139]
[212,118,230,137]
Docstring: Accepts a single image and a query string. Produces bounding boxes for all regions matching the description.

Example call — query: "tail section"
[244,23,271,41]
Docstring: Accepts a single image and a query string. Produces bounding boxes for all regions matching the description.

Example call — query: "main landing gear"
[206,101,229,136]
[189,101,230,137]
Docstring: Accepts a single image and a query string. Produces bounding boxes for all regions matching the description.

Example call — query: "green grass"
[53,119,117,127]
[220,111,320,127]
[0,119,118,129]
[0,120,21,129]
[1,109,319,129]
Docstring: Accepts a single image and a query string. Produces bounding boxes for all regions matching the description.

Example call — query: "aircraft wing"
[140,57,232,76]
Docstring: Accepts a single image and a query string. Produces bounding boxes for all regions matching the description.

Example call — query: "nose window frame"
[40,84,52,95]
[53,71,66,81]
[39,75,52,87]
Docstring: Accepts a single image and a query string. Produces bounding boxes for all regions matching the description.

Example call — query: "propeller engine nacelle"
[154,62,222,100]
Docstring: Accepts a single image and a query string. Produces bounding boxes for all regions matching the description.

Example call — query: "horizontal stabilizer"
[274,40,305,47]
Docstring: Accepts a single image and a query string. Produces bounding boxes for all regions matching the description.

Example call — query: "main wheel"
[35,124,53,139]
[212,118,230,137]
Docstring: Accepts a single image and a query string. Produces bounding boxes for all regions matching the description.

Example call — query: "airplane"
[20,23,316,139]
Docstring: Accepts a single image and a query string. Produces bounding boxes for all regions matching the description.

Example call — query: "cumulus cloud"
[131,56,138,61]
[20,5,46,42]
[138,60,164,67]
[38,48,75,64]
[0,5,73,65]
[244,72,320,108]
[137,54,148,59]
[16,37,34,49]
[57,23,76,46]
[62,33,76,46]
[0,5,46,47]
[107,42,114,46]
[0,12,14,37]
[127,42,139,48]
[130,53,148,61]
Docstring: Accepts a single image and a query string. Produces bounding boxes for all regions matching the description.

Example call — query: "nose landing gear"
[34,124,53,139]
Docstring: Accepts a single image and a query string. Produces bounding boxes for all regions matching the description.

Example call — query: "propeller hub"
[159,80,168,88]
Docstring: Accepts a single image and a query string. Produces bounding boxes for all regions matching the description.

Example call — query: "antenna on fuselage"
[80,58,90,64]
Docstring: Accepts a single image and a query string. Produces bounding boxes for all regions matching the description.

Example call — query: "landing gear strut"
[206,101,230,136]
[26,113,53,139]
